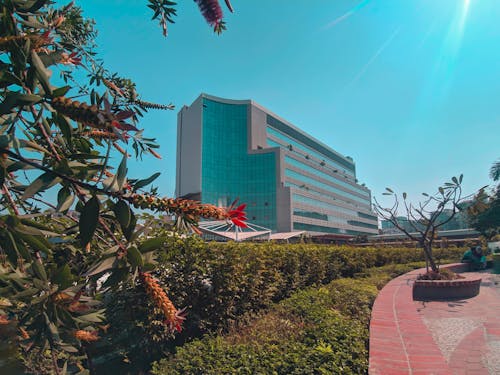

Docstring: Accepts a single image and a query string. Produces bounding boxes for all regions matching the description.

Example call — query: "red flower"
[194,0,223,28]
[226,199,248,228]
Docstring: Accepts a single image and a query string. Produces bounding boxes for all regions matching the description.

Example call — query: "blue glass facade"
[201,98,277,230]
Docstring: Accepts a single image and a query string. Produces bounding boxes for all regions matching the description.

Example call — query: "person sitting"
[461,246,487,270]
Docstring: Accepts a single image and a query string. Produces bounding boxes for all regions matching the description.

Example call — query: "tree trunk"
[423,243,438,272]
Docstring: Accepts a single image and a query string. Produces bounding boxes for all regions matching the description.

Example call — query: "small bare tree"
[373,175,465,273]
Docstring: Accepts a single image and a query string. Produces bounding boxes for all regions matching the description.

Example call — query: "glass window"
[286,169,371,206]
[293,222,375,236]
[266,128,355,176]
[284,156,369,197]
[201,98,277,230]
[292,193,360,217]
[266,116,355,172]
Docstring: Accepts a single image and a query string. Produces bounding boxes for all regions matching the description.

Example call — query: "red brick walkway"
[369,265,500,375]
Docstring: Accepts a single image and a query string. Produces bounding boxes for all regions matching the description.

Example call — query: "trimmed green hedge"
[151,263,421,375]
[151,287,370,374]
[153,238,462,331]
[97,238,463,372]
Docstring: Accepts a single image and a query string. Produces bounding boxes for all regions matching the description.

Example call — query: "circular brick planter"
[412,263,482,301]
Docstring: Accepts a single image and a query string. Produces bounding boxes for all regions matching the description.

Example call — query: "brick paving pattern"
[369,265,500,375]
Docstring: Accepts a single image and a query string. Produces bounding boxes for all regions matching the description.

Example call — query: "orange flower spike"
[19,327,30,339]
[75,329,99,342]
[52,15,65,28]
[140,272,185,332]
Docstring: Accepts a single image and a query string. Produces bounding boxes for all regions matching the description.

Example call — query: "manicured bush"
[354,261,429,289]
[275,278,378,331]
[153,239,462,331]
[97,239,463,372]
[152,287,370,374]
[151,260,439,375]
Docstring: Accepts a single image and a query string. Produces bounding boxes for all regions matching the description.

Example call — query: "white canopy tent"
[197,221,304,242]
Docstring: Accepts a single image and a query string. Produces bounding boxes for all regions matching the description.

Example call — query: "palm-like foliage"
[490,160,500,182]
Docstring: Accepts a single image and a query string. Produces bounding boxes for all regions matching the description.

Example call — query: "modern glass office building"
[176,94,378,236]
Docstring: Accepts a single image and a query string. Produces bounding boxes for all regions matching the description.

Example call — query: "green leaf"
[16,0,47,12]
[142,263,156,272]
[459,174,463,183]
[85,257,117,276]
[139,237,167,253]
[13,224,45,236]
[51,265,73,290]
[438,187,444,195]
[57,186,75,213]
[54,114,72,145]
[52,86,71,97]
[32,261,47,281]
[77,310,106,323]
[7,161,34,173]
[123,210,137,241]
[385,187,394,193]
[127,246,143,268]
[3,231,19,264]
[402,192,407,200]
[0,70,23,87]
[134,172,161,190]
[19,219,53,232]
[452,176,458,184]
[19,139,49,153]
[62,360,69,374]
[47,318,61,342]
[0,92,42,115]
[115,154,127,190]
[113,200,131,229]
[17,232,51,255]
[33,278,47,290]
[103,155,128,192]
[21,172,60,200]
[0,134,12,148]
[14,288,38,300]
[31,50,52,95]
[15,240,32,261]
[79,196,100,247]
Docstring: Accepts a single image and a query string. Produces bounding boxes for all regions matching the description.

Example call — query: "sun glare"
[458,0,471,39]
[424,0,473,103]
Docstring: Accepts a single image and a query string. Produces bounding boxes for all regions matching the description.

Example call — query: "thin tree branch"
[2,183,20,215]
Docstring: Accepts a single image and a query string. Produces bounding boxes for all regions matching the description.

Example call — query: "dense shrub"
[279,278,379,325]
[152,280,373,374]
[97,239,463,371]
[154,239,462,330]
[151,260,436,374]
[354,261,430,289]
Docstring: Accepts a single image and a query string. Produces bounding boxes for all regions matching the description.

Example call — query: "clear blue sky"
[80,0,499,209]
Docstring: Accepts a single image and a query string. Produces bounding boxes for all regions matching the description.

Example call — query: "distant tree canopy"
[468,160,500,239]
